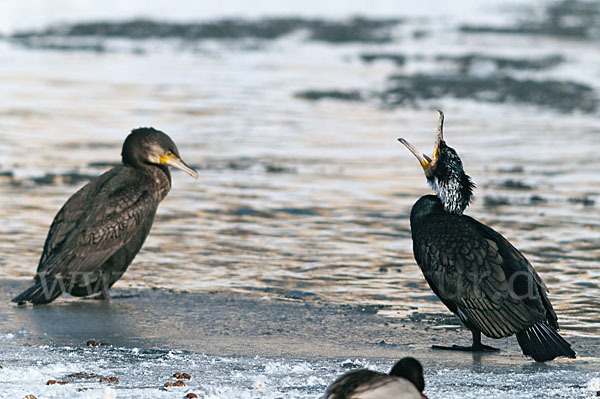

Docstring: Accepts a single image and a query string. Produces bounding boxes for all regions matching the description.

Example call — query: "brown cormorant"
[323,357,426,399]
[398,111,575,362]
[12,127,198,305]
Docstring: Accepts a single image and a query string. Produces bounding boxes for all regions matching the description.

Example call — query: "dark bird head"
[122,127,198,179]
[389,357,425,393]
[398,111,475,215]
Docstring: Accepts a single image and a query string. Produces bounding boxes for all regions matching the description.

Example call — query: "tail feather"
[516,321,576,362]
[12,278,64,305]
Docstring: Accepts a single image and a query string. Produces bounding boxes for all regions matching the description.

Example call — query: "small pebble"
[67,372,102,379]
[24,396,37,399]
[185,394,199,398]
[86,340,108,347]
[174,380,186,387]
[173,372,191,380]
[99,377,119,383]
[77,388,88,392]
[164,382,174,387]
[46,380,56,385]
[58,381,69,385]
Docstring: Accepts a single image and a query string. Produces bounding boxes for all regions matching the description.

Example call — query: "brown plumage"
[12,128,198,305]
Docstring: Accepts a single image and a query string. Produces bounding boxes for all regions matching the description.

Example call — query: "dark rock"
[306,17,400,43]
[436,54,564,74]
[295,89,363,102]
[483,196,510,207]
[86,340,109,346]
[11,17,402,44]
[360,53,406,65]
[264,164,296,174]
[529,195,547,203]
[460,0,600,40]
[66,372,102,379]
[10,38,105,52]
[497,179,532,190]
[383,74,597,113]
[568,196,595,206]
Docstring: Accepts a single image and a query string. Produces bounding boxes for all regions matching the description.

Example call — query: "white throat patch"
[428,177,464,215]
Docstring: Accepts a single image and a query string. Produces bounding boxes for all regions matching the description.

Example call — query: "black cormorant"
[398,111,576,362]
[12,127,198,305]
[323,357,426,399]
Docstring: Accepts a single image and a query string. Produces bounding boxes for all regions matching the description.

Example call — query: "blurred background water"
[0,0,599,397]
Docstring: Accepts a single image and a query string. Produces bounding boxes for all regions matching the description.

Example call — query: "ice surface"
[0,342,598,398]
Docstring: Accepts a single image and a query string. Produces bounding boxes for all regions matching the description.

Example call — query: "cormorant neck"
[156,163,171,184]
[153,164,172,199]
[125,161,171,199]
[410,195,445,227]
[427,141,474,215]
[428,172,473,215]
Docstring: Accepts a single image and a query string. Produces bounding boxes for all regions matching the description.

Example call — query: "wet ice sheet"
[0,339,598,399]
[0,283,598,398]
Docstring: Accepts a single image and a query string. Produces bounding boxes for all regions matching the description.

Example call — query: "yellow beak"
[398,138,434,176]
[160,153,199,179]
[398,110,445,177]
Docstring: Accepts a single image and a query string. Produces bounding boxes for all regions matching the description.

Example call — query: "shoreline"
[2,279,597,369]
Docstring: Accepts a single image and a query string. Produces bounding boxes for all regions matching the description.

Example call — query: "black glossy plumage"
[323,357,425,399]
[400,111,575,362]
[390,357,425,393]
[12,128,197,305]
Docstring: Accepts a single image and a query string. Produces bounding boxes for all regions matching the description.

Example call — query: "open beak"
[432,109,444,160]
[397,110,444,177]
[166,157,199,179]
[398,138,434,177]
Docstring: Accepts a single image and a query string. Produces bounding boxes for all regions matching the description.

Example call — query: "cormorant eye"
[166,150,172,156]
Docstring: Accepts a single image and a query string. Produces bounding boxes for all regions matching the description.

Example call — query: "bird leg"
[100,284,111,301]
[432,330,500,352]
[91,283,111,301]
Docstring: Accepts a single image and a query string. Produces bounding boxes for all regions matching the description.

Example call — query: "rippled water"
[1,0,599,347]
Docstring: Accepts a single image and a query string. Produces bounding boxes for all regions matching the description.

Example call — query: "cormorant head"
[398,110,475,215]
[122,127,198,179]
[389,357,425,393]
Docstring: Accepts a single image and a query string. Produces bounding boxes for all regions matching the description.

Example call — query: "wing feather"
[413,213,550,338]
[36,166,159,278]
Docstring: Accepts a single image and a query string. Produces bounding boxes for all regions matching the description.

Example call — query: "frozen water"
[1,341,598,398]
